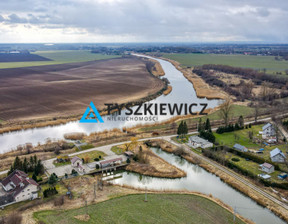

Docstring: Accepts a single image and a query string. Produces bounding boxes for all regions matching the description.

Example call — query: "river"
[111,147,285,224]
[0,55,220,153]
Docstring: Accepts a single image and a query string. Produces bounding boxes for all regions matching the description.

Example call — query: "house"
[71,156,83,167]
[0,170,39,203]
[270,148,286,163]
[262,123,276,137]
[188,136,213,149]
[233,143,248,152]
[71,156,85,173]
[260,163,274,174]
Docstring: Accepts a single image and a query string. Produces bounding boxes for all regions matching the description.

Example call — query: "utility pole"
[94,182,96,200]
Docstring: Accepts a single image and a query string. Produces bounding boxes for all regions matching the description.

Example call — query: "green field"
[0,50,121,69]
[34,194,245,224]
[163,53,288,75]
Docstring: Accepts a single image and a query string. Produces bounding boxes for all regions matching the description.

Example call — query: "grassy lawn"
[163,53,288,75]
[53,161,71,167]
[111,145,125,155]
[34,194,245,224]
[0,50,121,69]
[76,150,107,163]
[214,124,262,148]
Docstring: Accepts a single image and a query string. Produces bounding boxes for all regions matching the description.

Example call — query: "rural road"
[1,115,287,210]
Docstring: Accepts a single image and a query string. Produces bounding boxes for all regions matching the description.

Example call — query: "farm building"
[124,151,134,157]
[270,148,286,163]
[99,157,123,168]
[262,123,276,138]
[71,156,83,167]
[0,170,39,204]
[188,136,213,149]
[233,143,248,152]
[260,163,274,174]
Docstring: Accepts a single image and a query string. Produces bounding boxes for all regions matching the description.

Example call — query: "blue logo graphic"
[80,102,104,123]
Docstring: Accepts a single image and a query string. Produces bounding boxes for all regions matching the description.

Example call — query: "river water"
[111,147,285,224]
[0,55,220,152]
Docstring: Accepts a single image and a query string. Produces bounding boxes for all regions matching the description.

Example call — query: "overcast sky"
[0,0,287,43]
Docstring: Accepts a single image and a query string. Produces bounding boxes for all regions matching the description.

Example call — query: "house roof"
[233,143,247,151]
[71,156,81,164]
[189,136,211,144]
[262,162,274,169]
[270,148,286,158]
[262,123,272,130]
[12,178,38,197]
[1,170,28,187]
[100,157,123,165]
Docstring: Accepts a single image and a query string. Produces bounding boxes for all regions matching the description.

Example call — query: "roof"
[71,156,82,164]
[12,178,38,197]
[189,136,211,145]
[233,143,247,151]
[262,123,273,130]
[262,162,274,169]
[124,151,134,156]
[100,157,123,165]
[270,148,286,158]
[1,170,28,187]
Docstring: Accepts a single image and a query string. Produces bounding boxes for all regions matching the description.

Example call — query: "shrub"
[126,158,131,164]
[96,164,100,169]
[232,157,240,162]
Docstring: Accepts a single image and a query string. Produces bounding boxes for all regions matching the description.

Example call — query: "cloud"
[0,0,287,42]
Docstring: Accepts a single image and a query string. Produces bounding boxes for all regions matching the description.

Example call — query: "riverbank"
[160,57,227,99]
[115,142,186,178]
[147,139,288,223]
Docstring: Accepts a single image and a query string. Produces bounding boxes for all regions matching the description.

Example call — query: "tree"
[32,173,37,182]
[198,118,204,132]
[219,97,232,126]
[205,118,211,131]
[177,121,183,136]
[183,121,188,136]
[13,156,22,171]
[48,173,58,185]
[23,158,28,173]
[238,115,244,129]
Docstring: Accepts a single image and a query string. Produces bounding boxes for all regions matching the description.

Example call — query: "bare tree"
[219,97,233,126]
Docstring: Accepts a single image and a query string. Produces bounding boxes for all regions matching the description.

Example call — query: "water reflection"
[111,147,285,224]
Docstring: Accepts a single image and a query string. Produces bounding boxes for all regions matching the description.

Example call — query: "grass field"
[163,53,288,75]
[34,194,245,224]
[0,50,121,69]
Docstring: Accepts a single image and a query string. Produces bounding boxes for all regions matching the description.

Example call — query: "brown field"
[0,57,164,121]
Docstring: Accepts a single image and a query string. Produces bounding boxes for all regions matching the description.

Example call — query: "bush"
[43,187,58,198]
[54,196,64,206]
[231,157,240,162]
[5,213,22,224]
[126,158,131,164]
[94,158,99,161]
[96,164,100,169]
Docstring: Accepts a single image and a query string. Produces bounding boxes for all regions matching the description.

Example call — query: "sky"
[0,0,287,43]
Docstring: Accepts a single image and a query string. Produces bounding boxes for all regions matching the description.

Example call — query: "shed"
[260,162,274,174]
[270,148,286,163]
[233,143,248,152]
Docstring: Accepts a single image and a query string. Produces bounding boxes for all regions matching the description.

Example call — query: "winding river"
[0,55,286,223]
[112,147,285,224]
[0,55,220,152]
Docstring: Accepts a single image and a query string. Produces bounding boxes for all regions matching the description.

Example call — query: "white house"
[0,170,39,203]
[188,136,213,149]
[71,156,83,167]
[260,163,274,174]
[233,143,248,152]
[270,148,286,163]
[262,123,276,137]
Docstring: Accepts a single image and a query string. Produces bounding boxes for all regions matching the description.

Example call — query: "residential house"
[188,136,213,149]
[260,163,274,174]
[0,170,39,203]
[71,156,85,173]
[233,143,248,152]
[99,158,123,168]
[71,156,83,167]
[270,148,286,163]
[262,123,276,137]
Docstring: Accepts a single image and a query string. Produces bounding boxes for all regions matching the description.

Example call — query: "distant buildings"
[233,143,248,152]
[0,170,39,205]
[188,136,213,149]
[260,163,274,174]
[270,148,286,163]
[71,156,85,173]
